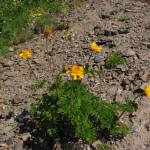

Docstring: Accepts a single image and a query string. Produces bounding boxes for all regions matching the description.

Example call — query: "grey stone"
[17,112,31,123]
[7,138,14,145]
[118,29,130,34]
[49,51,55,56]
[17,123,24,127]
[122,50,135,56]
[132,126,138,132]
[94,55,104,63]
[7,117,14,124]
[13,95,25,104]
[3,126,12,134]
[105,30,117,36]
[6,132,15,138]
[15,140,23,150]
[102,14,110,19]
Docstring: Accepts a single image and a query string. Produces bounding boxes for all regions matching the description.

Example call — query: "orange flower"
[90,42,102,52]
[44,26,54,38]
[66,63,84,80]
[64,65,68,70]
[19,49,32,58]
[144,84,150,99]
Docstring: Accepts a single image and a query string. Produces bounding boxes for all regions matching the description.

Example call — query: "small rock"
[123,79,130,85]
[17,111,30,122]
[0,142,8,147]
[9,47,14,51]
[6,132,15,138]
[5,60,14,66]
[105,30,117,36]
[32,59,41,65]
[15,140,23,150]
[92,140,102,148]
[22,132,31,141]
[3,126,12,134]
[132,126,138,132]
[117,65,126,71]
[122,50,135,56]
[118,29,130,34]
[140,73,149,82]
[94,55,104,63]
[49,51,55,56]
[7,138,13,145]
[13,95,25,104]
[139,69,145,77]
[17,123,24,127]
[7,117,14,125]
[133,80,142,86]
[145,123,150,131]
[102,14,110,19]
[7,71,18,77]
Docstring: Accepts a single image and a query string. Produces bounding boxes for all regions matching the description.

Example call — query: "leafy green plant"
[105,52,127,68]
[96,142,109,150]
[18,26,150,148]
[118,17,131,21]
[110,9,118,15]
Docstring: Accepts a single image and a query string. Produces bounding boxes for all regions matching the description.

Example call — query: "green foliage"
[30,79,47,90]
[29,76,131,144]
[118,17,131,21]
[105,52,127,69]
[96,142,109,150]
[110,9,118,15]
[84,64,99,78]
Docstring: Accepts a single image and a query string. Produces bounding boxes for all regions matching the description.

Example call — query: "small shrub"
[105,52,127,68]
[110,9,118,15]
[118,17,131,21]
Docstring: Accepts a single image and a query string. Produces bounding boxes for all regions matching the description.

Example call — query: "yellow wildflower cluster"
[30,7,44,19]
[60,29,74,40]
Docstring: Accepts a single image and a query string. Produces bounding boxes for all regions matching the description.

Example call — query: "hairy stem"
[70,77,74,109]
[27,58,49,96]
[46,36,60,100]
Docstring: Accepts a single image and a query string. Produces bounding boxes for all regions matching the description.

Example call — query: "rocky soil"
[0,0,150,149]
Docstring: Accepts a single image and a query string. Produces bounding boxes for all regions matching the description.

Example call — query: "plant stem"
[70,77,74,109]
[88,49,94,64]
[46,36,60,100]
[99,77,101,100]
[27,58,49,96]
[118,92,145,120]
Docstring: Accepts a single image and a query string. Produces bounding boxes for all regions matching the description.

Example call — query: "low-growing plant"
[18,27,150,147]
[105,52,127,69]
[118,16,131,21]
[110,9,118,15]
[96,142,109,150]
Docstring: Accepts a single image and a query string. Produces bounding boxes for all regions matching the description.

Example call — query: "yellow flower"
[71,29,74,32]
[44,26,54,38]
[19,49,32,58]
[63,36,65,38]
[63,30,66,32]
[64,65,68,70]
[66,63,85,80]
[67,34,70,36]
[144,84,150,99]
[90,42,102,52]
[60,32,63,35]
